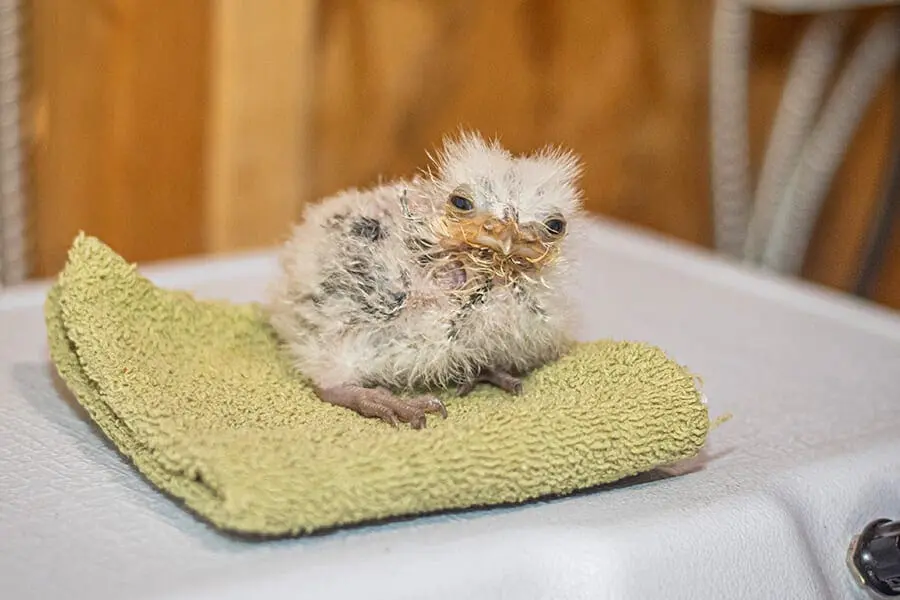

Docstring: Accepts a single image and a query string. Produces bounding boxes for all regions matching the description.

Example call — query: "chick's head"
[409,132,584,287]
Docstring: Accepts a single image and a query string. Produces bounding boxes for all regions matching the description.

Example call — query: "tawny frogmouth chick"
[267,132,584,428]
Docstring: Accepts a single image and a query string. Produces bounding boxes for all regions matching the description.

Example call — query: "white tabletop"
[3,217,900,600]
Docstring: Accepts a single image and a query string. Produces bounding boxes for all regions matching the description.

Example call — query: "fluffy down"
[266,131,585,416]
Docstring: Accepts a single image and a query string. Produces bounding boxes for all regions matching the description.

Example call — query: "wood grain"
[204,0,317,253]
[24,0,900,309]
[871,200,900,310]
[312,1,899,305]
[312,0,715,245]
[28,0,211,277]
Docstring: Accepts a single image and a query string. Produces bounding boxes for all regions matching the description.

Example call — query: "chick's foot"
[456,368,523,397]
[317,385,447,429]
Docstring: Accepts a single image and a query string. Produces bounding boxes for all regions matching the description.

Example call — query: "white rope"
[0,0,25,287]
[742,12,850,264]
[710,0,753,259]
[761,9,900,274]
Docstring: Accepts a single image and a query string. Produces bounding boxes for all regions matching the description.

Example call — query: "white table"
[3,217,900,600]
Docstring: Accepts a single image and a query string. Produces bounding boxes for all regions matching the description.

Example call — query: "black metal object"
[849,518,900,597]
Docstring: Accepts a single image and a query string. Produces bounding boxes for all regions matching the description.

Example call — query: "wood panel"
[312,0,715,245]
[311,1,899,306]
[24,0,900,308]
[871,202,900,310]
[204,0,317,253]
[28,0,211,277]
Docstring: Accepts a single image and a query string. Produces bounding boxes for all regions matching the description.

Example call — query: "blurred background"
[1,0,899,309]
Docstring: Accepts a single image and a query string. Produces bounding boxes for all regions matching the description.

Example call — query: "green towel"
[44,233,712,537]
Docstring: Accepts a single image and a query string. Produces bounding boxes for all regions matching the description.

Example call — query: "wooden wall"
[24,0,900,309]
[28,0,211,276]
[313,1,715,242]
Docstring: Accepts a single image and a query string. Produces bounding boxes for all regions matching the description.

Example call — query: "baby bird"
[267,131,584,428]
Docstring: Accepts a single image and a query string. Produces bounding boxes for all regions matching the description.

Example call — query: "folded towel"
[44,233,712,537]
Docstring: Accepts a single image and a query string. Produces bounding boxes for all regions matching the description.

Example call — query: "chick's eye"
[449,195,474,212]
[544,218,566,236]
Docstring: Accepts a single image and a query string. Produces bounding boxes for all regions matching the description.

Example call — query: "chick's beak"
[473,218,515,256]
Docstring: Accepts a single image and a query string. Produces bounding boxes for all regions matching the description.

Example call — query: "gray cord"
[743,12,850,264]
[761,9,900,274]
[0,0,25,286]
[710,0,753,259]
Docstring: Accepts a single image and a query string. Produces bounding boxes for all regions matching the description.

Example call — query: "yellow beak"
[473,218,515,256]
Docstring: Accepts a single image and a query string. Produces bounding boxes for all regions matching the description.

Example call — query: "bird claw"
[317,385,446,429]
[456,368,523,397]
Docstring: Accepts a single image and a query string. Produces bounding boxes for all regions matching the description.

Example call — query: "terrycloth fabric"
[44,233,711,537]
